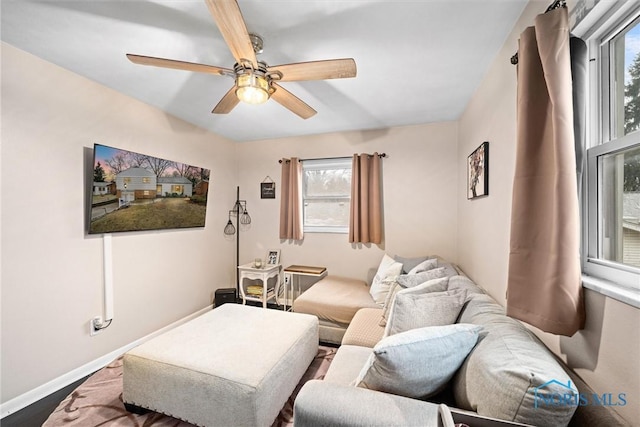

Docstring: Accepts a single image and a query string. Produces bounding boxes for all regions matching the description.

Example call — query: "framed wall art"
[260,177,276,199]
[265,249,281,266]
[467,141,489,199]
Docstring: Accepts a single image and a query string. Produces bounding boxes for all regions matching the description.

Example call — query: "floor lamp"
[223,186,251,298]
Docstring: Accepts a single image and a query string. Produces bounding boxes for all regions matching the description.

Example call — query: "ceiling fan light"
[236,73,269,105]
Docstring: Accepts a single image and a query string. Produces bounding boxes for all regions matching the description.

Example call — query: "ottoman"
[123,304,319,427]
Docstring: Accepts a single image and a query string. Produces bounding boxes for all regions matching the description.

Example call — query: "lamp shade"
[236,73,269,105]
[240,210,251,225]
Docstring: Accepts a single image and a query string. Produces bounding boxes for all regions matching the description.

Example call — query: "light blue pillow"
[354,324,482,398]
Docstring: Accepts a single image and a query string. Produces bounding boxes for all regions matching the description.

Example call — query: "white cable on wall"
[103,234,114,321]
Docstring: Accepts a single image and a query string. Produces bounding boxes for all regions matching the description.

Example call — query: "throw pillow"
[381,280,403,312]
[397,276,449,294]
[393,255,433,274]
[379,276,450,326]
[436,261,460,278]
[396,267,447,288]
[354,324,482,399]
[407,258,438,274]
[385,288,468,336]
[369,254,403,305]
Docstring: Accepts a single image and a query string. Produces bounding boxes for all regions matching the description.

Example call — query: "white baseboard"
[0,306,211,419]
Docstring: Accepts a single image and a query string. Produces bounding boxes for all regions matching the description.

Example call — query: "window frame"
[585,133,640,289]
[301,157,352,234]
[582,2,640,303]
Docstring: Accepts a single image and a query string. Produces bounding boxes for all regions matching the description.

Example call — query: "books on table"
[245,285,274,297]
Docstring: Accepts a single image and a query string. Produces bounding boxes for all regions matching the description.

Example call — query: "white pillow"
[369,254,403,305]
[354,324,482,398]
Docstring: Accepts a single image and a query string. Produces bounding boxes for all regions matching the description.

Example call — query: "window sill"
[303,227,348,234]
[582,274,640,309]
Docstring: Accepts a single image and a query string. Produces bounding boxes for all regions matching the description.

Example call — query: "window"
[584,5,640,292]
[302,158,352,233]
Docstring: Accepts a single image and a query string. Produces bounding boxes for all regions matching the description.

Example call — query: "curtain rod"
[279,153,386,163]
[510,0,567,65]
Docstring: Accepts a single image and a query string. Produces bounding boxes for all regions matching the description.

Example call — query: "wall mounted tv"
[89,144,210,234]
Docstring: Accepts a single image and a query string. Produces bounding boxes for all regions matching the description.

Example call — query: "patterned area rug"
[43,345,336,427]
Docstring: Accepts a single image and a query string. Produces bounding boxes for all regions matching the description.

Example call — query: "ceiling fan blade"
[270,83,317,119]
[269,59,357,82]
[126,54,232,76]
[204,0,256,66]
[212,85,240,114]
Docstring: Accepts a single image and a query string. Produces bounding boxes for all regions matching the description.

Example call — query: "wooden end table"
[283,265,327,311]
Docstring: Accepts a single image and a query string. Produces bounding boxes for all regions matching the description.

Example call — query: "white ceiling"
[1,0,527,142]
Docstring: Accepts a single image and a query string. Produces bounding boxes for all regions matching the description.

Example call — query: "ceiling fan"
[126,0,357,119]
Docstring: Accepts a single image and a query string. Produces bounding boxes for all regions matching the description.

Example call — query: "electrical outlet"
[90,316,103,336]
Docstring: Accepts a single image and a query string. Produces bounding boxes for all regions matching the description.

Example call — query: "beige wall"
[457,2,639,422]
[1,43,460,407]
[3,0,638,422]
[235,122,459,282]
[0,43,238,403]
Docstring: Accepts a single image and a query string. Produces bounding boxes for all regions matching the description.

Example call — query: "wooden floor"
[2,376,88,427]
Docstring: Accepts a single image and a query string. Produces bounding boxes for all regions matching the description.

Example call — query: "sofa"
[292,255,629,427]
[293,255,461,344]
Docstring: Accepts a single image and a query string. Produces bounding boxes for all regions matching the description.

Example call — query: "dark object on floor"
[214,288,237,307]
[124,403,150,415]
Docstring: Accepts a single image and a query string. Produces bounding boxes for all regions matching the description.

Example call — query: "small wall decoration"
[266,249,281,266]
[468,141,489,199]
[261,176,276,199]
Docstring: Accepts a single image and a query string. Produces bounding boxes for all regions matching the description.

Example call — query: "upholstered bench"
[123,304,319,427]
[293,275,379,344]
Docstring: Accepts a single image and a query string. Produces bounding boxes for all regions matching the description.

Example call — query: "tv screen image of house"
[89,144,210,234]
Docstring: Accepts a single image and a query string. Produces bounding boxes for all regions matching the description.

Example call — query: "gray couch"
[293,268,629,427]
[293,257,461,344]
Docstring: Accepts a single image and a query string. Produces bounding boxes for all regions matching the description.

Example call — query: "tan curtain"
[279,158,303,240]
[349,153,382,244]
[507,7,584,336]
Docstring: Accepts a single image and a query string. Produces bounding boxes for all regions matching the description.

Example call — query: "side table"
[283,265,327,311]
[237,263,281,308]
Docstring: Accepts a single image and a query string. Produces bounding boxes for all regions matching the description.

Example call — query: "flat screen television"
[88,143,210,234]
